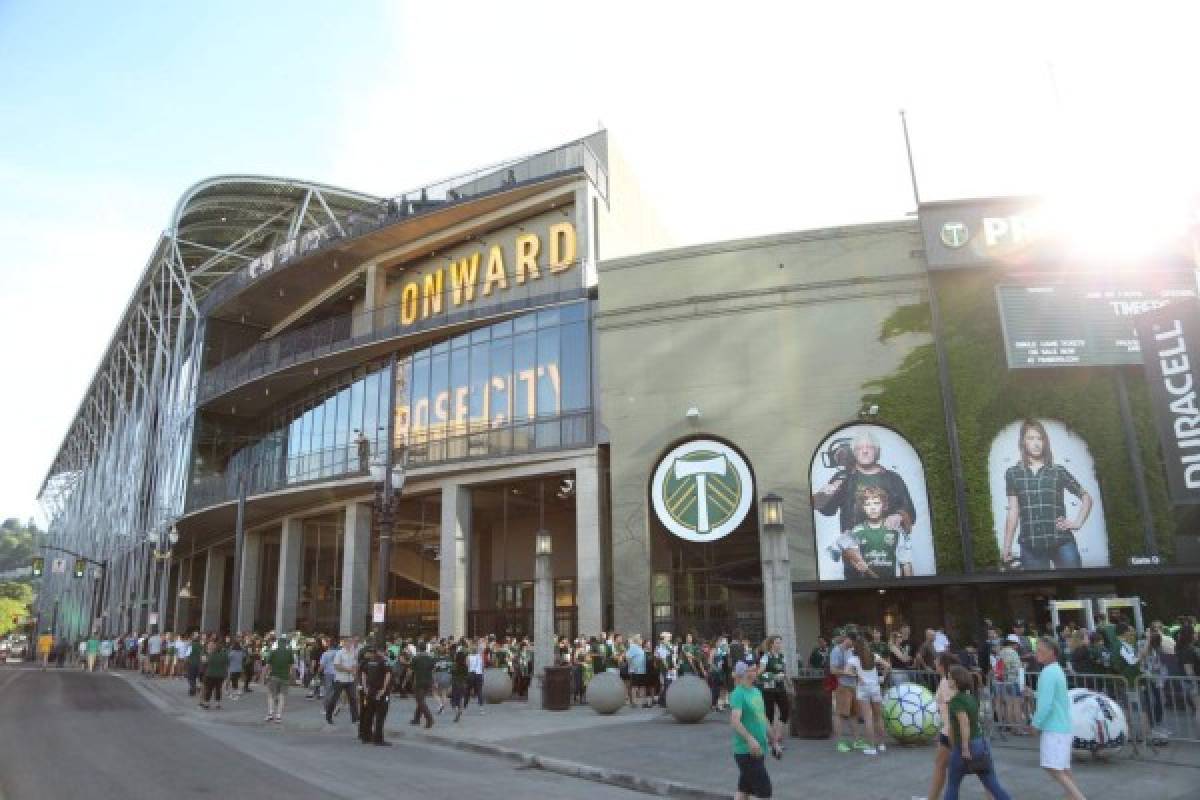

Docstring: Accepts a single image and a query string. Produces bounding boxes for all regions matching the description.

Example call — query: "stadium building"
[36,134,1200,651]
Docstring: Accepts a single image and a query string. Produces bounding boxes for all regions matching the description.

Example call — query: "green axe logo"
[651,440,754,542]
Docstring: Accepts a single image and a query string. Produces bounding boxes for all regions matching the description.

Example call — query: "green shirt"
[86,638,99,655]
[855,522,900,574]
[205,649,229,679]
[756,653,786,690]
[266,645,294,681]
[730,685,769,755]
[411,653,435,689]
[947,692,982,748]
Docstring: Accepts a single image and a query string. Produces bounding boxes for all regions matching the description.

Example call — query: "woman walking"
[850,635,889,755]
[432,641,451,714]
[944,665,1011,800]
[226,639,246,699]
[756,635,790,759]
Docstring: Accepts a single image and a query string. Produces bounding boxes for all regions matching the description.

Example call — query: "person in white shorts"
[1031,637,1086,800]
[848,636,889,755]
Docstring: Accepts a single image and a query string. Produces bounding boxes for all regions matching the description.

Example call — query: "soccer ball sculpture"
[883,683,940,744]
[1068,688,1128,754]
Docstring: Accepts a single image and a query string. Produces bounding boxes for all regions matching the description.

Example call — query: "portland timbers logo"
[651,440,754,542]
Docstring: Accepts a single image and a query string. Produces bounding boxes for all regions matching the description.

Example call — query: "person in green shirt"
[185,635,203,696]
[851,486,912,578]
[200,641,229,710]
[756,635,790,760]
[945,666,1012,800]
[730,660,771,800]
[410,643,435,728]
[265,638,295,722]
[85,635,99,672]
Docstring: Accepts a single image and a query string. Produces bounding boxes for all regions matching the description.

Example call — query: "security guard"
[358,642,393,745]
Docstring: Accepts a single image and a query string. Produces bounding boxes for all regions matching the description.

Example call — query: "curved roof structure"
[38,176,381,501]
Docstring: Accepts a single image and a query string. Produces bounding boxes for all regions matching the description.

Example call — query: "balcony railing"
[198,284,589,405]
[199,140,607,314]
[184,410,593,514]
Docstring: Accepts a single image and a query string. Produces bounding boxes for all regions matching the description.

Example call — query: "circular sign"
[651,439,754,542]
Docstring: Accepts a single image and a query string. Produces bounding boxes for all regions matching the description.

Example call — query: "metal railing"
[199,139,607,314]
[198,284,589,404]
[1133,673,1200,763]
[184,410,593,513]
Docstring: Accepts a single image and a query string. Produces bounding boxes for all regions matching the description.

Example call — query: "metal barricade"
[986,671,1136,759]
[1133,674,1200,765]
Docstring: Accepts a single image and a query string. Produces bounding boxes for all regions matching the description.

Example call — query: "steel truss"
[35,177,380,640]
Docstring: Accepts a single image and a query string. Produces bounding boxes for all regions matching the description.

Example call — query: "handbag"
[961,748,993,775]
[822,673,838,692]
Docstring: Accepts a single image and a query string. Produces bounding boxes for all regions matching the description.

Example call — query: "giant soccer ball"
[883,683,940,744]
[1068,688,1128,754]
[482,668,512,703]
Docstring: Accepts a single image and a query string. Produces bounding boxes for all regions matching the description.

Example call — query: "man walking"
[730,661,772,800]
[325,636,359,726]
[359,642,393,745]
[199,641,228,710]
[1032,637,1086,800]
[410,642,435,728]
[264,635,294,723]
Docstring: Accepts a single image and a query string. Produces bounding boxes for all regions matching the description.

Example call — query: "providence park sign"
[651,440,754,542]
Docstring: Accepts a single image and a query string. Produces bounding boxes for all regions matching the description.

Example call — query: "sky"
[2,1,1199,523]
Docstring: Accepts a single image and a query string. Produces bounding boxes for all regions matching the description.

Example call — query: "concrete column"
[530,551,554,708]
[200,547,227,633]
[574,456,603,636]
[438,483,471,639]
[341,502,372,637]
[761,526,798,678]
[235,530,262,634]
[276,517,304,632]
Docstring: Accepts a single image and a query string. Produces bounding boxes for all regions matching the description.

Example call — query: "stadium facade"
[36,133,1200,650]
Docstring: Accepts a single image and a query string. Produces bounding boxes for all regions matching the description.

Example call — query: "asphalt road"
[0,666,643,800]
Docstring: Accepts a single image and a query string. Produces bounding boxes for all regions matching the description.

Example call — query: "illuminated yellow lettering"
[450,253,479,305]
[514,233,540,285]
[482,245,508,296]
[546,362,562,414]
[519,368,537,417]
[548,222,577,273]
[400,282,419,325]
[422,269,443,318]
[454,387,469,427]
[414,397,430,429]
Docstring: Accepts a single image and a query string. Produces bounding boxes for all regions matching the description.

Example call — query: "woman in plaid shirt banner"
[1001,419,1093,570]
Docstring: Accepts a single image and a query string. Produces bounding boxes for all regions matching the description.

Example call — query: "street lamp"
[759,492,797,687]
[761,492,784,532]
[531,528,554,708]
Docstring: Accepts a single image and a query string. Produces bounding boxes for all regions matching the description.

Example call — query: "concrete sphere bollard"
[666,674,710,723]
[587,670,626,715]
[482,668,512,703]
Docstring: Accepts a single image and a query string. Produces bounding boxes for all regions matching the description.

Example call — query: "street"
[0,666,643,800]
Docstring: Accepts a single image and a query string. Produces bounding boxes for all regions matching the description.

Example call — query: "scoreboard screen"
[996,284,1196,368]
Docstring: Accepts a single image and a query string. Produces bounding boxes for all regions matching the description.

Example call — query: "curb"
[119,675,727,798]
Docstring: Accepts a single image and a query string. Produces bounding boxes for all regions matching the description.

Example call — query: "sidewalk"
[125,674,1196,799]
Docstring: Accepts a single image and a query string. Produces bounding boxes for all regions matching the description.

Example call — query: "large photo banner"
[810,425,936,581]
[987,418,1110,570]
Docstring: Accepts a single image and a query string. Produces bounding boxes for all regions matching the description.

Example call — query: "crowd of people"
[32,612,1197,800]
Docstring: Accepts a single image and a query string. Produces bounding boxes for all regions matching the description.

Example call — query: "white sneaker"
[863,747,878,756]
[878,744,886,752]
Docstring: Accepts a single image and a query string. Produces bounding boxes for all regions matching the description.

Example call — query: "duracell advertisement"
[1136,297,1200,505]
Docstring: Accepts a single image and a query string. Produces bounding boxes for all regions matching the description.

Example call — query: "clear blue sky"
[2,2,1198,523]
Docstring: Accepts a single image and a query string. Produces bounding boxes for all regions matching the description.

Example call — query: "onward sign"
[391,216,578,327]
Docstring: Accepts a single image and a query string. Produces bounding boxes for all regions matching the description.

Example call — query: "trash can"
[790,676,832,739]
[542,666,572,711]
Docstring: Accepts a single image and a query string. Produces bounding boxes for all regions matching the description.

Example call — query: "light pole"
[148,526,179,634]
[760,493,798,683]
[529,530,554,708]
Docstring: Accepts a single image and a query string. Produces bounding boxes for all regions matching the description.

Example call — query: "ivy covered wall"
[862,269,1175,573]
